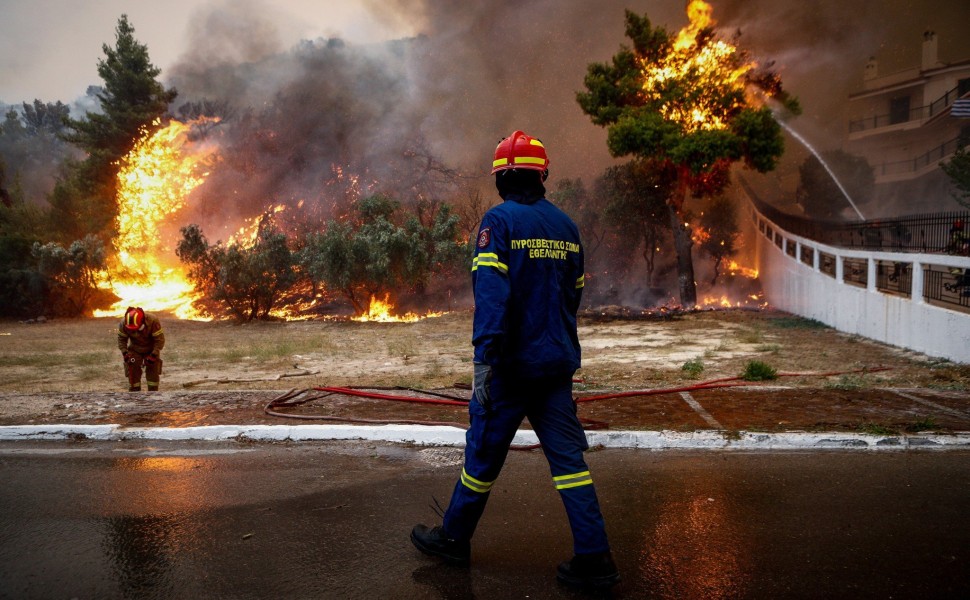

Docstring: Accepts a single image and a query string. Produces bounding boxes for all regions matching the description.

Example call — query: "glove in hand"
[472,363,492,411]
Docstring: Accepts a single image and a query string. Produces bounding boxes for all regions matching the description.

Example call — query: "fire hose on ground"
[264,367,891,450]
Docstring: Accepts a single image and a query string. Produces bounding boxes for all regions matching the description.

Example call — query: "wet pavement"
[1,386,969,597]
[1,440,968,599]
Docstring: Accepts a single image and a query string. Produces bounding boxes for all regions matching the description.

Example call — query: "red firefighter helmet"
[123,307,145,331]
[491,130,549,175]
[953,219,965,231]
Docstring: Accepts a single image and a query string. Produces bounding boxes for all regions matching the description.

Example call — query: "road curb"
[2,424,970,450]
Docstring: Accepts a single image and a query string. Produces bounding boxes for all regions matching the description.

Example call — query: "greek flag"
[953,99,970,118]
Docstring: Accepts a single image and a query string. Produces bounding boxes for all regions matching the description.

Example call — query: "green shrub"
[741,360,777,381]
[681,358,705,378]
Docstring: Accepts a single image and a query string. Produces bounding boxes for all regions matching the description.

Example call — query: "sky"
[0,0,411,103]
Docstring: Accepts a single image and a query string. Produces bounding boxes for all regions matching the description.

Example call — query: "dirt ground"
[1,308,968,433]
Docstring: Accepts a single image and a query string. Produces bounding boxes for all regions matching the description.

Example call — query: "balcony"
[848,84,965,135]
[872,135,964,183]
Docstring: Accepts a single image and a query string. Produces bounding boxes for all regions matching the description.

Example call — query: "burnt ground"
[1,308,969,435]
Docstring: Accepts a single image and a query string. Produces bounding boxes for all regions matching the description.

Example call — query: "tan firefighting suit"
[117,312,165,391]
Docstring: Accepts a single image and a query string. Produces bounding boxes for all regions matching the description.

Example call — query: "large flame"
[641,0,754,132]
[94,118,218,320]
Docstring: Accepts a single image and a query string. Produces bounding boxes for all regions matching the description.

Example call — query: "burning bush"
[176,220,296,321]
[299,194,465,315]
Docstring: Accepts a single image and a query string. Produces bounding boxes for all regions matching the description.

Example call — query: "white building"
[846,31,970,215]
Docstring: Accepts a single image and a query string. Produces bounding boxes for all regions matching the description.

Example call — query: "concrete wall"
[744,202,970,364]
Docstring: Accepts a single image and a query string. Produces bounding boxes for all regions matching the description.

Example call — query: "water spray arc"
[775,117,866,221]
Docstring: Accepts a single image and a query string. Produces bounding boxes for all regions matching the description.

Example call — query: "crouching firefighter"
[410,131,619,589]
[117,307,165,392]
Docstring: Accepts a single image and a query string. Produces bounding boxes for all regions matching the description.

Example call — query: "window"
[889,96,911,124]
[958,77,970,97]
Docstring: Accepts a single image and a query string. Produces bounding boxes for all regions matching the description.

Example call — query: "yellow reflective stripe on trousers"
[471,253,508,273]
[461,468,494,493]
[553,470,593,490]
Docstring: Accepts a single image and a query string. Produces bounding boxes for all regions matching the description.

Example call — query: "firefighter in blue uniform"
[411,131,619,589]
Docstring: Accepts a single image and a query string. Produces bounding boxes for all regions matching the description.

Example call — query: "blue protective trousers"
[442,372,610,555]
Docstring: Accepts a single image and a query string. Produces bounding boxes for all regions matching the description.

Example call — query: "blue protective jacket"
[471,194,584,378]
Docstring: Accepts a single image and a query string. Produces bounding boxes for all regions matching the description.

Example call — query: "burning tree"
[577,3,798,306]
[697,195,739,285]
[55,14,177,241]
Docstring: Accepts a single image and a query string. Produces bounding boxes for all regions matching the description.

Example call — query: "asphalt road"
[1,440,968,599]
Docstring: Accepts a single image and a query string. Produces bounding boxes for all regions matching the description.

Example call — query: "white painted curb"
[1,424,969,450]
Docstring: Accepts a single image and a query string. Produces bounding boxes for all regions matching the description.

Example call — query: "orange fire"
[227,204,287,246]
[351,294,444,323]
[726,260,759,279]
[699,291,767,309]
[640,0,754,132]
[692,226,712,245]
[94,118,219,320]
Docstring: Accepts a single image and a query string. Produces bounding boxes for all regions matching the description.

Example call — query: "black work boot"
[410,524,470,567]
[556,552,620,589]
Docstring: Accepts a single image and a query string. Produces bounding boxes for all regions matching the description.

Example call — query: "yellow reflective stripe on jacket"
[460,468,494,494]
[553,470,593,490]
[152,329,164,337]
[576,274,585,289]
[471,253,508,273]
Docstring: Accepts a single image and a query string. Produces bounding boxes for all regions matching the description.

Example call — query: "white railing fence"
[743,198,970,363]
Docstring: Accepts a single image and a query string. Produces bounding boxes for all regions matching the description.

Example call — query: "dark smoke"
[162,0,970,302]
[169,1,970,213]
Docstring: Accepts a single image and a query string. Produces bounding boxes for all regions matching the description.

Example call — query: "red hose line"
[312,386,468,406]
[264,364,894,433]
